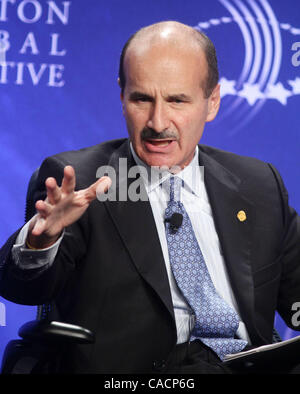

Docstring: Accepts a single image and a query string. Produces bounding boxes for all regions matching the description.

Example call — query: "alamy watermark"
[95,159,204,208]
[291,42,300,67]
[291,302,300,328]
[0,302,6,326]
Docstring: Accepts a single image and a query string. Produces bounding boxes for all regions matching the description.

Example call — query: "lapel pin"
[237,210,247,222]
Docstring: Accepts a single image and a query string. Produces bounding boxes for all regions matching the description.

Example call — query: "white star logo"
[219,77,237,97]
[265,83,292,105]
[238,83,265,106]
[288,78,300,95]
[219,77,298,106]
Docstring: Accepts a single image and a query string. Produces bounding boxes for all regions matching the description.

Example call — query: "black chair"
[1,169,95,374]
[1,319,95,374]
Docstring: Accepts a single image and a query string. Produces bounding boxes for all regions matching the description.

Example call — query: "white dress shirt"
[12,145,250,344]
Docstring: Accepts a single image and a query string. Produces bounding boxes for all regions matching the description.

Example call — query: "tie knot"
[168,176,182,202]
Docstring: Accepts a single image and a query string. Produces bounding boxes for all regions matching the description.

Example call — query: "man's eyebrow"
[129,92,192,102]
[167,93,192,102]
[129,91,153,100]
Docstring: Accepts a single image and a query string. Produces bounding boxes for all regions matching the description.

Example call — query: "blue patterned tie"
[164,176,247,360]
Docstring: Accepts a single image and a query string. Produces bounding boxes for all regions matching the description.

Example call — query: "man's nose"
[146,101,170,133]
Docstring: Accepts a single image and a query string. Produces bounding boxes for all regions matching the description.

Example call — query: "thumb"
[89,176,112,201]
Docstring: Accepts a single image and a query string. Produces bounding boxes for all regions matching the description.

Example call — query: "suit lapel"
[103,141,175,320]
[199,148,263,344]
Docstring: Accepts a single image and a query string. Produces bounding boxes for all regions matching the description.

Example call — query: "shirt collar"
[130,143,203,197]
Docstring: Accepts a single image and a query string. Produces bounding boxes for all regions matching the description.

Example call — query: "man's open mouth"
[143,139,177,153]
[147,140,172,147]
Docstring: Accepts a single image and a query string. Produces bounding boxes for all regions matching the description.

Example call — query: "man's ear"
[206,84,221,123]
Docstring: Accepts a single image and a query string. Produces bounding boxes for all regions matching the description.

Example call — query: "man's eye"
[130,95,152,102]
[169,97,186,104]
[138,97,151,102]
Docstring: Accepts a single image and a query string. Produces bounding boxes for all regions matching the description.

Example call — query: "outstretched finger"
[61,166,76,194]
[35,200,53,218]
[86,176,112,202]
[46,177,61,205]
[31,216,47,237]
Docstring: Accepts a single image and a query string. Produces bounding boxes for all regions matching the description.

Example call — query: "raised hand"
[27,165,111,249]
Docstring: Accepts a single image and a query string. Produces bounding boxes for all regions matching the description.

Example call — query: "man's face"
[121,42,220,169]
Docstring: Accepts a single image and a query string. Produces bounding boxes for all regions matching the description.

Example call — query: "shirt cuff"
[12,216,64,270]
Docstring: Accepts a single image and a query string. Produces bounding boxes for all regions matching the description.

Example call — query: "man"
[0,21,299,374]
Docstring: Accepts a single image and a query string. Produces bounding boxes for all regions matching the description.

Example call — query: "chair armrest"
[1,321,95,373]
[18,320,95,344]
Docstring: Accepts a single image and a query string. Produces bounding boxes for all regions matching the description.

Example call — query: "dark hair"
[118,31,137,94]
[194,29,219,98]
[118,27,219,99]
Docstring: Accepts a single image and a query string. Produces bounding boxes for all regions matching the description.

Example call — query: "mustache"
[141,127,178,141]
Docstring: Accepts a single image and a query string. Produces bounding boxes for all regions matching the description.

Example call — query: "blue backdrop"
[0,0,299,360]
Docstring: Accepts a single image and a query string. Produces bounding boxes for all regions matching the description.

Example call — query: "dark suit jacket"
[0,138,300,373]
